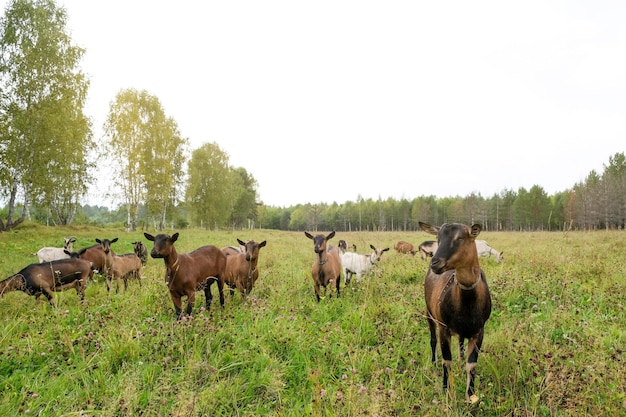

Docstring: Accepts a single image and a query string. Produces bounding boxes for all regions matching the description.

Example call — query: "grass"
[0,225,625,416]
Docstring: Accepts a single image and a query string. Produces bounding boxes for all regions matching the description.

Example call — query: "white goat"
[418,239,504,263]
[475,239,504,263]
[341,244,390,284]
[36,236,77,263]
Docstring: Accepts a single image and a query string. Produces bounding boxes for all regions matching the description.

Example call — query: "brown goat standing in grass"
[145,232,226,318]
[0,258,93,307]
[108,253,143,293]
[221,239,267,299]
[93,238,119,292]
[305,231,342,302]
[419,221,492,403]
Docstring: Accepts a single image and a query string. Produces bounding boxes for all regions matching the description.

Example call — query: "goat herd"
[0,222,504,403]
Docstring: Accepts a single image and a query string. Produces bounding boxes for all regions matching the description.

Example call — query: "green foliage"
[185,142,233,229]
[0,0,93,229]
[103,88,188,231]
[0,226,625,415]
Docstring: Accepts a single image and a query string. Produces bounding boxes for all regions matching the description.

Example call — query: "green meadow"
[0,225,625,416]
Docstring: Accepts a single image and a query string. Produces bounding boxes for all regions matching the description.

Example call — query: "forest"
[1,1,624,233]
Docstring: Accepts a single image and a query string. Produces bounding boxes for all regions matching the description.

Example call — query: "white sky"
[31,1,626,206]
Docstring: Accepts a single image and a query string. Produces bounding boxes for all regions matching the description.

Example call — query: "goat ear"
[96,238,102,244]
[419,221,439,236]
[304,232,313,240]
[259,240,267,248]
[383,248,390,252]
[327,231,336,240]
[171,232,179,242]
[237,238,245,246]
[112,238,119,243]
[144,233,155,241]
[370,244,376,250]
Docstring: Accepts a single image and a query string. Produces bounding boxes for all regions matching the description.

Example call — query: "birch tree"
[0,0,92,230]
[103,88,187,230]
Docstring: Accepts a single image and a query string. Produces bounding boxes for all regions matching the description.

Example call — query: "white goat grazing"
[36,236,77,263]
[341,244,390,284]
[475,240,504,263]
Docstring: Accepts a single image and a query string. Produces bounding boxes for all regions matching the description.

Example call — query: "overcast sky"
[41,1,626,206]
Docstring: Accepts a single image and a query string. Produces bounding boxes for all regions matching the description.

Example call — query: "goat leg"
[204,285,213,311]
[427,313,437,363]
[439,326,453,391]
[170,293,184,318]
[465,330,485,402]
[216,277,225,307]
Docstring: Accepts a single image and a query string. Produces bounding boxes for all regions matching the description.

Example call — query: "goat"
[144,232,226,318]
[0,258,93,307]
[394,240,417,256]
[107,253,143,293]
[133,241,149,266]
[419,221,491,403]
[304,231,342,302]
[475,240,504,263]
[36,236,77,263]
[221,238,267,299]
[418,240,438,260]
[341,244,390,284]
[338,240,357,254]
[221,245,244,257]
[75,238,118,280]
[93,238,118,289]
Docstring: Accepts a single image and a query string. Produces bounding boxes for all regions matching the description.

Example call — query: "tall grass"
[0,226,625,416]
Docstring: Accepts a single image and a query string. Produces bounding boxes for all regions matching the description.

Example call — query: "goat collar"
[166,257,180,287]
[317,251,329,265]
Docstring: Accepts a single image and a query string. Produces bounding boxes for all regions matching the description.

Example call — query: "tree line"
[258,151,626,232]
[1,1,624,233]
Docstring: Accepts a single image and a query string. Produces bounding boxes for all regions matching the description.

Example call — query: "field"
[0,225,625,416]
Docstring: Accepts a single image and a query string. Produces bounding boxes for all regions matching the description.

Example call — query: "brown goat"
[77,238,118,280]
[108,253,143,293]
[0,258,93,307]
[304,231,342,302]
[144,232,226,318]
[221,238,267,299]
[419,221,492,403]
[394,240,416,255]
[91,238,120,292]
[221,245,244,257]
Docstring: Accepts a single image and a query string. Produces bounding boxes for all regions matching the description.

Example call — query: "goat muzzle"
[430,258,447,275]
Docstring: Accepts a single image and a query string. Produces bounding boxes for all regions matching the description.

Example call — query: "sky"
[28,1,626,206]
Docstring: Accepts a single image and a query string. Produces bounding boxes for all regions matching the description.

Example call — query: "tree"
[185,142,231,229]
[228,167,258,229]
[103,88,187,230]
[0,0,93,230]
[602,152,626,229]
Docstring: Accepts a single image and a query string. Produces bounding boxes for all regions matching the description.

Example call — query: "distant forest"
[18,152,625,233]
